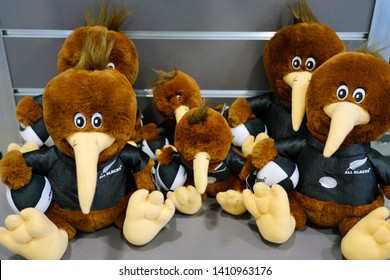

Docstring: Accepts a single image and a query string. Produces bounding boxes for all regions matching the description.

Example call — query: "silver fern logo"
[345,157,370,174]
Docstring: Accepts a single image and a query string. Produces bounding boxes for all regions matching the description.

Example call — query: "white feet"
[341,207,390,260]
[216,189,247,215]
[123,189,175,246]
[0,208,68,259]
[242,183,295,243]
[167,185,202,215]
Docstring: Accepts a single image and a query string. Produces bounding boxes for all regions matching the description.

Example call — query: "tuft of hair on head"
[76,28,114,70]
[151,68,179,89]
[288,0,319,24]
[187,99,209,125]
[353,41,388,61]
[86,0,133,31]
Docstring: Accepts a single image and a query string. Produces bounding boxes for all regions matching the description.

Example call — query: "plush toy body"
[0,4,174,259]
[244,49,390,259]
[155,102,250,214]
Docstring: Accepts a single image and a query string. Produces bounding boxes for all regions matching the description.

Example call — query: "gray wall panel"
[0,0,374,31]
[0,0,382,155]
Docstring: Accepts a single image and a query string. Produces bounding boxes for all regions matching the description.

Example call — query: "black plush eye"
[292,56,302,70]
[91,112,103,128]
[336,85,348,100]
[352,88,366,103]
[74,113,86,129]
[305,57,316,71]
[107,62,115,69]
[176,95,181,103]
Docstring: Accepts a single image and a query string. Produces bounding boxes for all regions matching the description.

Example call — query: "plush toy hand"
[0,150,32,190]
[242,132,270,158]
[167,185,202,215]
[123,189,175,246]
[341,207,390,260]
[216,189,247,215]
[7,143,40,153]
[242,183,295,244]
[227,97,254,127]
[142,123,161,141]
[250,134,278,169]
[0,208,68,259]
[156,145,177,165]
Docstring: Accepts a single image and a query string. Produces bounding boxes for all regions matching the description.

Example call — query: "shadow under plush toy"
[0,25,174,260]
[243,47,390,259]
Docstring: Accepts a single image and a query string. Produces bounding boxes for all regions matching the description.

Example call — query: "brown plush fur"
[263,22,345,106]
[43,67,136,161]
[142,123,161,141]
[45,194,131,240]
[0,150,32,190]
[0,24,154,240]
[291,192,385,236]
[156,145,176,165]
[251,138,279,169]
[132,158,156,192]
[129,112,144,143]
[227,1,345,125]
[152,69,202,122]
[227,98,255,127]
[57,2,138,84]
[175,102,232,170]
[290,50,390,235]
[15,96,43,127]
[168,102,246,197]
[306,51,390,147]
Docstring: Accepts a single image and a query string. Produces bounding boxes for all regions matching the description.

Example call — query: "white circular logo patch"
[319,176,337,189]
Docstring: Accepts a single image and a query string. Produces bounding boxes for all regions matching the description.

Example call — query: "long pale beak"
[323,102,370,158]
[174,105,189,123]
[193,151,210,194]
[66,132,115,214]
[283,71,312,132]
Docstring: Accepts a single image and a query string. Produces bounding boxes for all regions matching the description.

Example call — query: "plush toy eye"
[107,62,115,69]
[352,88,366,103]
[74,113,86,129]
[91,112,103,128]
[336,85,348,100]
[305,57,316,71]
[291,56,302,70]
[176,95,181,103]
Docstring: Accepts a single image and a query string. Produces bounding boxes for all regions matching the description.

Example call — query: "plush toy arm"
[238,155,256,181]
[368,149,390,200]
[251,135,279,169]
[156,145,177,165]
[380,184,390,199]
[15,96,43,127]
[227,98,254,127]
[133,158,156,192]
[142,122,161,141]
[0,150,32,190]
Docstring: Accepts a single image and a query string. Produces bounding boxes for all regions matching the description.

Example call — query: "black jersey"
[285,134,390,206]
[171,145,247,183]
[246,92,308,140]
[22,144,150,211]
